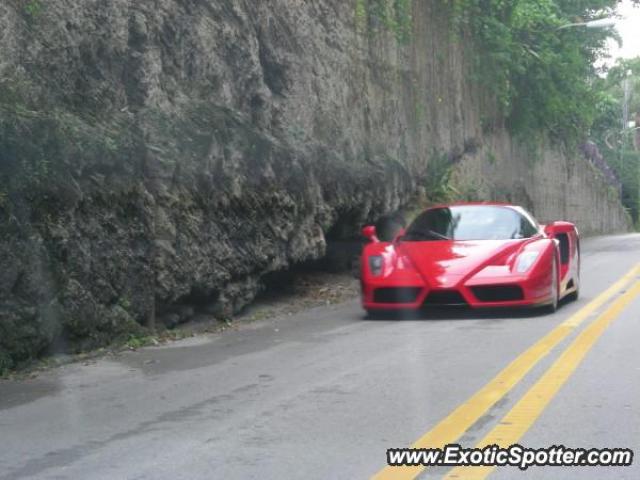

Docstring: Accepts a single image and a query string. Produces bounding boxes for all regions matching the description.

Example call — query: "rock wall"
[452,130,631,235]
[0,0,630,369]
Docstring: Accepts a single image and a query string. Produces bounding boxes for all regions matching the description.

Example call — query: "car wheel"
[545,259,559,313]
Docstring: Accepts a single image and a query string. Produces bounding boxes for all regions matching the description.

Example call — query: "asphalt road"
[1,234,640,480]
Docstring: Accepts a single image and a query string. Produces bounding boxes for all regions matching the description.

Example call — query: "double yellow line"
[372,264,640,480]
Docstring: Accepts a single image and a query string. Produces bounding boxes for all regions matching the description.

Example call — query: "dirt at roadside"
[176,271,360,336]
[238,271,359,320]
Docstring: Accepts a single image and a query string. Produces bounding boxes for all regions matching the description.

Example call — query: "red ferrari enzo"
[360,203,580,315]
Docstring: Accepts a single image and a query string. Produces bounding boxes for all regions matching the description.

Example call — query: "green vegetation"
[124,333,156,350]
[610,149,640,223]
[424,150,459,203]
[447,0,628,144]
[591,57,640,223]
[22,0,43,18]
[0,352,11,377]
[0,79,136,217]
[355,0,413,43]
[355,1,640,209]
[432,1,640,215]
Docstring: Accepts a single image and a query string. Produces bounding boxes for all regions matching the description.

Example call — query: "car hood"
[396,240,525,288]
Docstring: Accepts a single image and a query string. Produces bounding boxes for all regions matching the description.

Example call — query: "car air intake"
[423,290,467,306]
[471,285,524,302]
[373,287,422,304]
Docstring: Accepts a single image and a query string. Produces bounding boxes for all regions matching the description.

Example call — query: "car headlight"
[369,256,384,276]
[516,251,539,273]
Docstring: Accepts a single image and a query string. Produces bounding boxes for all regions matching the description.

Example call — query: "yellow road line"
[443,280,640,480]
[372,264,640,480]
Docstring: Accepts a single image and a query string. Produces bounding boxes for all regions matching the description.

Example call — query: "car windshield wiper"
[403,229,451,241]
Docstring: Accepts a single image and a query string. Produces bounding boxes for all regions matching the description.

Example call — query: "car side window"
[556,233,571,264]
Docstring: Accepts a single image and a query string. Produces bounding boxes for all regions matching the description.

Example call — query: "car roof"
[418,202,539,228]
[425,201,517,209]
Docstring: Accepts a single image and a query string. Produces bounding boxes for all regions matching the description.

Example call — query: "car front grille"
[373,287,422,304]
[471,285,524,302]
[423,290,468,306]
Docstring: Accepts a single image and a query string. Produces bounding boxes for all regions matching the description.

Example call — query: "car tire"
[366,309,397,320]
[566,282,579,302]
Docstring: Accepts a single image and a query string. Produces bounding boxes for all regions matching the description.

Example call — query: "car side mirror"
[543,224,556,238]
[362,225,379,243]
[393,228,406,242]
[544,221,576,238]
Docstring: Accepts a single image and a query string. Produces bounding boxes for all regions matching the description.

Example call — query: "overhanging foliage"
[447,0,633,144]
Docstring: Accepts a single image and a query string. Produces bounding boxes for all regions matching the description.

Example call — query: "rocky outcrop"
[0,0,630,370]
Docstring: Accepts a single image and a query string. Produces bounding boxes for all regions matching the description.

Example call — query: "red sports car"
[360,203,580,315]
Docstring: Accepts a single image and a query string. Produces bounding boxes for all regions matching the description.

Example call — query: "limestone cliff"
[0,0,630,369]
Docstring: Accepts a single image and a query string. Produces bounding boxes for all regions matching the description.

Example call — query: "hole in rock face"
[321,211,369,274]
[254,260,358,312]
[159,287,221,328]
[255,210,371,302]
[180,287,221,309]
[259,269,297,300]
[374,212,406,242]
[315,210,407,276]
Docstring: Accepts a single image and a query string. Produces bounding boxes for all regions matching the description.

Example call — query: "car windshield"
[403,206,539,241]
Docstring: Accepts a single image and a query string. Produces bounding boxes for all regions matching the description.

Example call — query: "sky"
[606,0,640,63]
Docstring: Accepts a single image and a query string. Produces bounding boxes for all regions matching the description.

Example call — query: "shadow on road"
[362,301,573,322]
